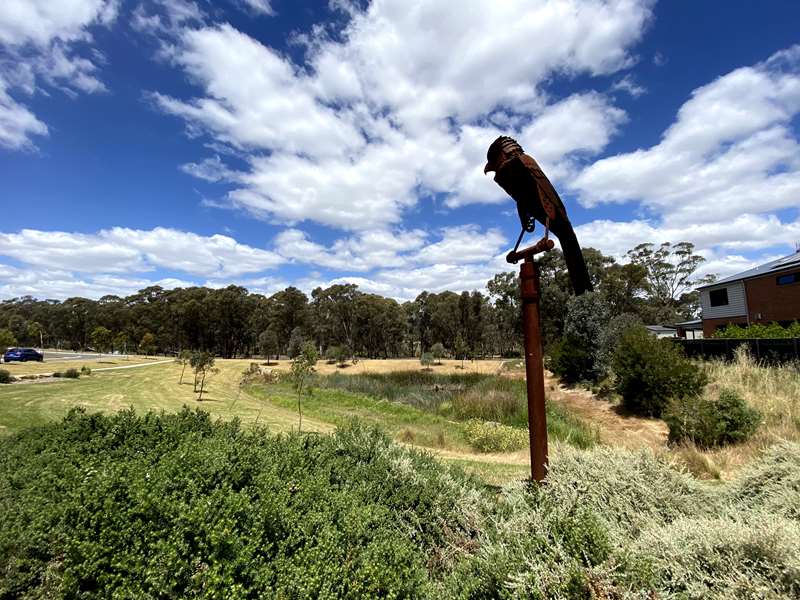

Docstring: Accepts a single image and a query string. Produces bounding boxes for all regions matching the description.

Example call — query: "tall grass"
[676,348,800,475]
[314,371,599,450]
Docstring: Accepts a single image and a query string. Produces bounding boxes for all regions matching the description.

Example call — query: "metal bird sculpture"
[484,135,593,295]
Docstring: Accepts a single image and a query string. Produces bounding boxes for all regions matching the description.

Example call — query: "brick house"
[698,251,800,337]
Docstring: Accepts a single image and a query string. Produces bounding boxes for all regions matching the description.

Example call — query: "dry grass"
[263,358,504,376]
[674,347,800,477]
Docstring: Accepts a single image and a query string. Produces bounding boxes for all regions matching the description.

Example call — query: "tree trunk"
[297,395,302,432]
[180,362,187,384]
[198,371,206,401]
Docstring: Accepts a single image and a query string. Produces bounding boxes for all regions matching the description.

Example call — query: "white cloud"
[0,0,117,149]
[234,0,274,16]
[0,263,194,300]
[0,227,284,277]
[611,74,646,97]
[574,45,800,226]
[0,82,48,150]
[156,0,653,229]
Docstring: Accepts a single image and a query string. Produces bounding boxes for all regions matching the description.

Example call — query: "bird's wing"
[519,153,568,222]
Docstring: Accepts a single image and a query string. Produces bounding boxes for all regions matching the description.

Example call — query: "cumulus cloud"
[574,45,800,225]
[0,0,117,149]
[0,227,284,277]
[156,0,653,229]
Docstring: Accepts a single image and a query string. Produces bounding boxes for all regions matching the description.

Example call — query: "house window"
[709,288,729,307]
[776,272,799,286]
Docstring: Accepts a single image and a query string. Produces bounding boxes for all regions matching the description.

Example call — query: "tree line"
[0,242,711,359]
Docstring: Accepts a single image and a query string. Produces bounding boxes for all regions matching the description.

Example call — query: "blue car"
[3,348,44,362]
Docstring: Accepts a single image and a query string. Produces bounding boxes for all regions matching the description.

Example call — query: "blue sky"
[1,0,799,301]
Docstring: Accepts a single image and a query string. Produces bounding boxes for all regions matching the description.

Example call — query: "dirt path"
[545,373,668,450]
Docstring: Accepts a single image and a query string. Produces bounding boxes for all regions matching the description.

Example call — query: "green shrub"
[80,365,92,376]
[613,326,707,417]
[420,352,434,368]
[714,320,800,339]
[664,388,761,448]
[51,371,62,378]
[548,335,594,384]
[63,368,80,379]
[0,369,13,384]
[0,410,485,598]
[463,420,528,453]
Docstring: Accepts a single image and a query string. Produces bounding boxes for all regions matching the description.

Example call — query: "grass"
[672,348,800,477]
[0,354,159,376]
[312,371,600,449]
[0,360,329,435]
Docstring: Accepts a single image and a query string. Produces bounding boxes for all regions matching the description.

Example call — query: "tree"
[453,333,468,369]
[420,352,434,370]
[258,329,279,365]
[431,342,446,365]
[190,351,215,399]
[90,326,113,353]
[177,349,192,384]
[113,332,129,355]
[289,342,318,431]
[287,327,305,359]
[139,332,157,356]
[627,242,714,321]
[0,329,17,349]
[27,321,44,348]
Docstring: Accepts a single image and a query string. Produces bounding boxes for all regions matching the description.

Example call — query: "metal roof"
[698,252,800,289]
[674,319,702,328]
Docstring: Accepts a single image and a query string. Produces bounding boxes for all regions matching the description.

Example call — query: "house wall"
[702,316,748,337]
[744,271,800,323]
[699,281,747,319]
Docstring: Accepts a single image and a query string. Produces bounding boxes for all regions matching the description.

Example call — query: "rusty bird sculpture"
[484,136,593,295]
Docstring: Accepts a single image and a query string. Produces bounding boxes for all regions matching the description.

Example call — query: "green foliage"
[548,335,595,384]
[431,342,446,364]
[63,368,80,379]
[714,321,800,339]
[596,313,643,376]
[287,326,305,359]
[313,372,599,450]
[190,351,215,399]
[613,326,708,417]
[420,352,434,368]
[463,420,528,453]
[0,411,482,598]
[0,370,13,384]
[257,329,279,362]
[89,326,113,353]
[80,365,92,376]
[2,409,799,598]
[664,388,762,448]
[138,332,157,356]
[290,342,319,430]
[0,328,17,349]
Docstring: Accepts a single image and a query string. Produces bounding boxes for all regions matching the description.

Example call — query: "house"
[645,325,677,339]
[697,251,800,337]
[674,319,703,339]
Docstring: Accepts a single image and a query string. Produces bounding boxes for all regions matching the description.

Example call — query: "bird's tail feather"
[553,223,593,295]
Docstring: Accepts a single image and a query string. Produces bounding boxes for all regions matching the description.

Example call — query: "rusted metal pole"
[520,256,548,482]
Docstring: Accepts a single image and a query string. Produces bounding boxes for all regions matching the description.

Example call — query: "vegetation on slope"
[2,409,798,599]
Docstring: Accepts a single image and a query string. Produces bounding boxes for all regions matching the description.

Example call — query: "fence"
[673,338,800,363]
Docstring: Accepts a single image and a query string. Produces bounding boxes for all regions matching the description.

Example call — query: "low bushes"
[1,409,799,598]
[713,320,800,339]
[0,369,13,384]
[612,326,707,417]
[664,388,761,448]
[463,420,528,453]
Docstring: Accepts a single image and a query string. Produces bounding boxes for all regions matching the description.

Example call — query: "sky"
[1,0,799,302]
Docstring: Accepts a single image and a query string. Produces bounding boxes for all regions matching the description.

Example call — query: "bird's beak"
[483,162,493,175]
